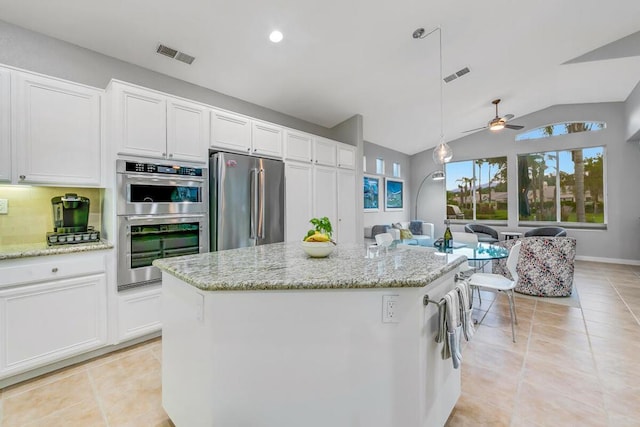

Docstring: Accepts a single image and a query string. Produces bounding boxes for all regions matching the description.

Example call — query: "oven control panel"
[124,161,203,177]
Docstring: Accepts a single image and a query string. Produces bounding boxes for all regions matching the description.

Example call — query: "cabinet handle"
[162,152,166,157]
[315,160,318,163]
[169,153,173,158]
[247,148,251,152]
[19,175,26,180]
[51,267,58,273]
[254,148,258,152]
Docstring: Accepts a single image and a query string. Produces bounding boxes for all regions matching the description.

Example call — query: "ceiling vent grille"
[443,66,471,83]
[156,44,195,65]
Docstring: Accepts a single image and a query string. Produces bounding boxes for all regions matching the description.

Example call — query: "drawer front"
[0,253,106,288]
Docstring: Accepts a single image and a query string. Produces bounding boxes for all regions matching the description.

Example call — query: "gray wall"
[625,81,640,142]
[411,102,640,263]
[0,19,343,140]
[363,141,412,227]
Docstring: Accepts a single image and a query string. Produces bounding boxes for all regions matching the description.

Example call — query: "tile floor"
[0,261,638,426]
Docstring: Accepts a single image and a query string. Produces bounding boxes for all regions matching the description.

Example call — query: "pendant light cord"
[413,26,443,142]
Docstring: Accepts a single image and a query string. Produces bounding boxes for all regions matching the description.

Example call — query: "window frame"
[517,145,607,229]
[444,156,509,225]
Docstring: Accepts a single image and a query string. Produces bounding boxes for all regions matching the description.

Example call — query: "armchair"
[464,223,499,243]
[524,226,567,237]
[492,236,576,297]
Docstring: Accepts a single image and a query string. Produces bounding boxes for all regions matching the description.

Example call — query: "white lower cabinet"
[117,284,162,342]
[0,253,108,379]
[284,162,314,242]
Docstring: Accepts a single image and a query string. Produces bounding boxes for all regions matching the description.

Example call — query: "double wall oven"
[116,160,208,291]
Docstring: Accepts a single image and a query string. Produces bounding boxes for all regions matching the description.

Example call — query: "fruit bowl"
[301,241,335,258]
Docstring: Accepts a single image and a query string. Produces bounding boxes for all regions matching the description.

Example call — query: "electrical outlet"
[382,295,399,323]
[0,199,7,215]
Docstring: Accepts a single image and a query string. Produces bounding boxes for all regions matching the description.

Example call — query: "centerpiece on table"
[300,217,336,258]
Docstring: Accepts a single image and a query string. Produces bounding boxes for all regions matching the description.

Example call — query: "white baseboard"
[575,255,640,266]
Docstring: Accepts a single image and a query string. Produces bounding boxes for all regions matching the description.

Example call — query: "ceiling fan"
[462,99,524,133]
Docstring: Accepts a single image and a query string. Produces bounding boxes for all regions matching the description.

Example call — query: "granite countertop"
[153,242,466,291]
[0,240,113,260]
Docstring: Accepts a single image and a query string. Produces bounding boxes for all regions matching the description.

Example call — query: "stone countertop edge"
[0,240,114,260]
[153,242,467,292]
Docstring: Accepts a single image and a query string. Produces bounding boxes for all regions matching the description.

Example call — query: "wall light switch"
[0,199,7,215]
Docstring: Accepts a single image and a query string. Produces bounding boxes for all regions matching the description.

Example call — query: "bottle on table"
[443,219,453,250]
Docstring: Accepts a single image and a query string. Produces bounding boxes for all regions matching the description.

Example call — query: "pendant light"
[413,27,453,165]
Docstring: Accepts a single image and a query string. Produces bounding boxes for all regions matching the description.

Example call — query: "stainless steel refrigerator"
[209,152,285,251]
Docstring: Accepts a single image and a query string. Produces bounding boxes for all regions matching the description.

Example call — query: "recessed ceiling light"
[269,30,283,43]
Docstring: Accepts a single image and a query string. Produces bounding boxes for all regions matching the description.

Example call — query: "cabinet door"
[210,110,252,153]
[0,68,10,182]
[13,73,102,186]
[167,98,210,163]
[285,131,313,163]
[313,165,338,239]
[113,83,167,159]
[117,284,162,342]
[0,274,107,378]
[252,121,283,158]
[285,162,314,242]
[314,138,337,166]
[337,169,357,243]
[337,143,356,170]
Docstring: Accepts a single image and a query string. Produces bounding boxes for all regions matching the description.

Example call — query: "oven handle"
[123,214,206,222]
[124,175,205,184]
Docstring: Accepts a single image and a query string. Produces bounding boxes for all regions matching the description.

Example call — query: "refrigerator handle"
[259,168,266,239]
[250,168,258,239]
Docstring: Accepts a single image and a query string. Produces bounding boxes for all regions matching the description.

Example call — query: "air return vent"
[443,66,471,83]
[156,44,195,65]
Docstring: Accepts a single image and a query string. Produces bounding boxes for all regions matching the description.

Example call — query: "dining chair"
[468,241,522,342]
[452,232,483,303]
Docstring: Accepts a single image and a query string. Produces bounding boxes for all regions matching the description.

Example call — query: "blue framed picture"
[385,178,404,211]
[363,176,380,211]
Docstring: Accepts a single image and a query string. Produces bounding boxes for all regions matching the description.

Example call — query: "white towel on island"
[456,280,475,342]
[437,289,462,369]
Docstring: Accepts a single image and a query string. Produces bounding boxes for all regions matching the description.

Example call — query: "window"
[517,146,605,224]
[363,155,367,172]
[392,162,401,178]
[444,156,508,221]
[516,121,606,142]
[376,158,385,175]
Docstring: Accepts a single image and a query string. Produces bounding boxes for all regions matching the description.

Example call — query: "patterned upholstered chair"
[492,237,576,297]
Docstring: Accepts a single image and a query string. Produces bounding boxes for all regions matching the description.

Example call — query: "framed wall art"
[385,178,404,211]
[363,175,380,211]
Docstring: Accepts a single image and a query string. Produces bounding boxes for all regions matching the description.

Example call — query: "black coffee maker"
[51,193,90,233]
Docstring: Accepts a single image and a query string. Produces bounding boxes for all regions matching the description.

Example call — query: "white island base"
[161,272,461,427]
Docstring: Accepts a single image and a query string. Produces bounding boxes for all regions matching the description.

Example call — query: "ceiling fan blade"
[504,124,524,130]
[503,114,514,121]
[462,126,487,133]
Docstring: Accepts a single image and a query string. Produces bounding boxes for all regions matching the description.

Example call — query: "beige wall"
[0,186,102,245]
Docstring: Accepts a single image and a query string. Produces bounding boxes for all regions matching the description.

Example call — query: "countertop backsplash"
[0,186,103,246]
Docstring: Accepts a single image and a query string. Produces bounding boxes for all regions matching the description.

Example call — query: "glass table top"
[400,238,509,260]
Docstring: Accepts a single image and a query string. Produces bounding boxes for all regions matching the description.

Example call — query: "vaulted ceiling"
[1,0,639,154]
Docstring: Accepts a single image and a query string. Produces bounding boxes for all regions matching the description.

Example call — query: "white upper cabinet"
[314,137,337,166]
[210,110,284,159]
[12,72,102,186]
[284,130,313,163]
[252,121,283,158]
[337,143,356,170]
[210,110,252,153]
[167,98,210,163]
[284,162,314,242]
[0,68,10,182]
[110,81,209,163]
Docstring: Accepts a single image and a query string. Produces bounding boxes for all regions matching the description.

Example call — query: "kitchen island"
[154,242,466,427]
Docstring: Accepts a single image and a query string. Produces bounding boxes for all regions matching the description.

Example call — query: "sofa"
[366,221,434,241]
[492,236,577,297]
